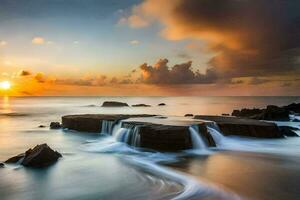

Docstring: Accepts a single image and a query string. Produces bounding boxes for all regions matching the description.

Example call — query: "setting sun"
[0,81,11,90]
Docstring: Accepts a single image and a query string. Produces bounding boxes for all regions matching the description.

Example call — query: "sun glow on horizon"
[0,81,11,90]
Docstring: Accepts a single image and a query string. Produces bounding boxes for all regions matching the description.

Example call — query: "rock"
[232,108,263,118]
[155,116,168,119]
[121,121,215,151]
[62,114,156,133]
[5,153,25,163]
[283,103,300,113]
[184,114,194,117]
[0,163,4,168]
[21,144,62,167]
[231,103,299,121]
[278,126,299,137]
[132,104,151,107]
[194,115,284,138]
[101,101,129,107]
[255,105,290,121]
[39,125,46,128]
[222,113,230,116]
[158,103,166,106]
[5,144,62,168]
[50,122,62,129]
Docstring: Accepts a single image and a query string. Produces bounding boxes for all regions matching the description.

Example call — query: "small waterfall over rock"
[112,123,141,147]
[101,120,115,135]
[206,122,226,146]
[189,125,207,150]
[115,128,130,143]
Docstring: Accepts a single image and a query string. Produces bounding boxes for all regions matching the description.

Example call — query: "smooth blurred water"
[0,96,300,200]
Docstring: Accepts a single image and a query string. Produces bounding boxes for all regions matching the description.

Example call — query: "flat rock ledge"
[62,114,215,151]
[62,114,156,133]
[194,115,284,138]
[5,144,62,168]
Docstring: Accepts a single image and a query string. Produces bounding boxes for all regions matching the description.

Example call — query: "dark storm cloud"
[126,0,300,82]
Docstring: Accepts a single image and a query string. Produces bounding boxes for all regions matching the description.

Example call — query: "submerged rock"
[194,115,283,138]
[158,103,166,106]
[39,125,46,128]
[101,101,129,107]
[132,104,151,107]
[184,114,194,117]
[0,163,4,168]
[50,122,62,129]
[5,144,62,168]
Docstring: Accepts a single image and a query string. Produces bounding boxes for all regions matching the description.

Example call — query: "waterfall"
[101,120,115,135]
[207,127,224,146]
[189,126,207,150]
[205,121,226,147]
[115,128,130,142]
[113,125,141,147]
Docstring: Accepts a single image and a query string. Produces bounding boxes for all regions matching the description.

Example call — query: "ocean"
[0,96,300,200]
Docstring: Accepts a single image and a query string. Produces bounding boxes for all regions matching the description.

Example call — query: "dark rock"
[278,126,299,137]
[121,121,215,151]
[62,114,156,133]
[50,122,62,129]
[231,103,300,121]
[184,114,194,117]
[293,119,300,122]
[132,104,151,107]
[39,125,46,128]
[222,113,230,116]
[255,105,290,121]
[5,144,62,168]
[0,163,4,167]
[21,144,62,167]
[5,153,25,163]
[155,116,168,119]
[194,115,284,138]
[101,101,129,107]
[158,103,166,106]
[232,108,263,118]
[283,103,300,113]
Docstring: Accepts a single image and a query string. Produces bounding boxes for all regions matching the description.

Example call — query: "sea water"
[0,96,300,200]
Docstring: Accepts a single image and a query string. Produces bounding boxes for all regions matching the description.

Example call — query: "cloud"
[119,15,149,28]
[130,40,140,45]
[0,40,7,46]
[32,37,45,45]
[34,73,46,83]
[18,70,31,76]
[138,58,217,84]
[125,0,300,81]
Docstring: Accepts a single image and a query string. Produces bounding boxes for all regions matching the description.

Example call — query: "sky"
[0,0,299,96]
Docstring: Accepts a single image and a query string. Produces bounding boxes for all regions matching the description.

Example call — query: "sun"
[0,81,11,90]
